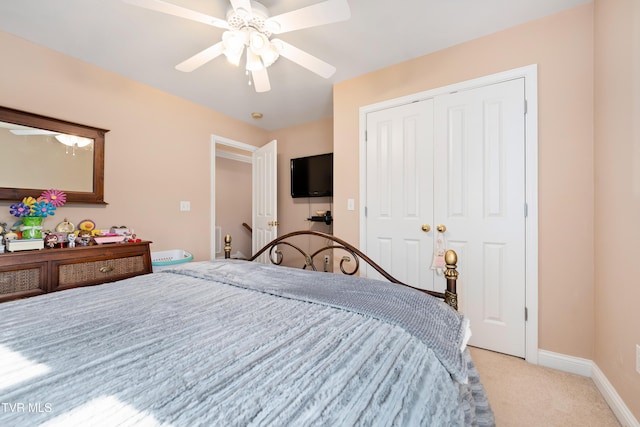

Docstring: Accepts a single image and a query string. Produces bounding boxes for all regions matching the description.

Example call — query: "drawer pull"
[99,266,114,273]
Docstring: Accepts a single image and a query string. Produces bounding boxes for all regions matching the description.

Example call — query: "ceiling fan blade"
[122,0,229,29]
[230,0,252,14]
[266,0,350,34]
[252,68,271,93]
[175,41,225,72]
[273,39,336,79]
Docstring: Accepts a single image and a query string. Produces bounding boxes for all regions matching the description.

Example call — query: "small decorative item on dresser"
[110,226,132,236]
[77,230,94,246]
[20,216,44,239]
[0,222,7,241]
[93,234,126,244]
[44,232,69,248]
[44,234,59,249]
[6,239,45,252]
[8,189,67,241]
[78,219,96,232]
[127,233,142,243]
[55,218,75,233]
[0,223,6,254]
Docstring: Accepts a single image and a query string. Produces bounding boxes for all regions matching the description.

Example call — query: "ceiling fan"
[123,0,351,92]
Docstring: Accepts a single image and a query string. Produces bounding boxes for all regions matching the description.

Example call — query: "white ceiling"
[0,0,590,131]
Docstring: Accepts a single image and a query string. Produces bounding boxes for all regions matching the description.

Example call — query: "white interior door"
[365,100,436,290]
[434,78,526,357]
[252,139,278,263]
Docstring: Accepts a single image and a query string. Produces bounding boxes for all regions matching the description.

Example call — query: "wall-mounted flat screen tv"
[290,153,333,198]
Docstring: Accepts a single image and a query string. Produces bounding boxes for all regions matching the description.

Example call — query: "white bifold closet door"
[365,78,526,357]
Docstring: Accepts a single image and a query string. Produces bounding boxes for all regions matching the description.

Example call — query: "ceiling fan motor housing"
[226,1,274,36]
[223,1,281,70]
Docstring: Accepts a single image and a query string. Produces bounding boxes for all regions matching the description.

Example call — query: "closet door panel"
[434,78,526,357]
[365,100,435,289]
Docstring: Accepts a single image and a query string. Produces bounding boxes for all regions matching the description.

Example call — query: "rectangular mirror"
[0,106,107,204]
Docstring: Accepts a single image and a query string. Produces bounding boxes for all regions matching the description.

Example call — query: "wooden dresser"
[0,241,152,303]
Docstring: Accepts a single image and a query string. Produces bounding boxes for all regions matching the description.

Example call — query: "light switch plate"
[636,344,640,374]
[180,201,190,211]
[347,198,355,211]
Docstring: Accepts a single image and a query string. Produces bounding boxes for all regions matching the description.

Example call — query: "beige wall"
[267,118,334,267]
[334,4,595,359]
[268,117,333,235]
[215,156,252,258]
[594,0,640,418]
[0,31,268,261]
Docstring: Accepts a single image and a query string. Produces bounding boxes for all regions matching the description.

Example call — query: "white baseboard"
[591,363,640,427]
[538,349,639,427]
[538,349,593,376]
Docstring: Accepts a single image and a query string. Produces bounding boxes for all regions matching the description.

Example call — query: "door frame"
[358,64,539,364]
[210,134,257,260]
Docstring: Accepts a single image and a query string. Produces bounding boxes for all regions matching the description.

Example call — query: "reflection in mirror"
[0,106,108,204]
[0,123,94,191]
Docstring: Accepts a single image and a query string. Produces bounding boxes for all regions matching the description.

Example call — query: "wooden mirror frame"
[0,106,108,204]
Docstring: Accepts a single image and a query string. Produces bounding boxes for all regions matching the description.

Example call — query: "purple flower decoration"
[9,203,32,218]
[31,200,57,217]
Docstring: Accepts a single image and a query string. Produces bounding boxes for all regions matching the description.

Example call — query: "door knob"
[268,221,279,227]
[421,224,431,232]
[437,224,447,233]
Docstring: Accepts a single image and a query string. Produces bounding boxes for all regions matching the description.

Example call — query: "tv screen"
[290,153,333,198]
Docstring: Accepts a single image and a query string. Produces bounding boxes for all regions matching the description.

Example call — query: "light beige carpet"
[469,347,620,426]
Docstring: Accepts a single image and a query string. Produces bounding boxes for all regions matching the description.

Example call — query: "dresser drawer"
[0,263,48,301]
[57,254,148,289]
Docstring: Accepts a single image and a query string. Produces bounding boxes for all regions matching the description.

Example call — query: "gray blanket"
[169,260,470,383]
[0,260,494,426]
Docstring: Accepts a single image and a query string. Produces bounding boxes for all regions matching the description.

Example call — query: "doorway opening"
[210,135,256,260]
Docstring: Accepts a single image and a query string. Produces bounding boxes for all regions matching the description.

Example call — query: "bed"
[0,231,494,426]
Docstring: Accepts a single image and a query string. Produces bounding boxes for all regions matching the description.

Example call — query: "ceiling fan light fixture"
[247,29,279,68]
[222,30,245,66]
[224,48,243,66]
[260,47,279,68]
[222,30,244,49]
[270,38,284,52]
[55,134,93,148]
[249,30,268,53]
[245,49,264,71]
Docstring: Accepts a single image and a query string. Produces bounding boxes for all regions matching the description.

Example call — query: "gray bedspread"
[172,261,470,383]
[0,260,494,426]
